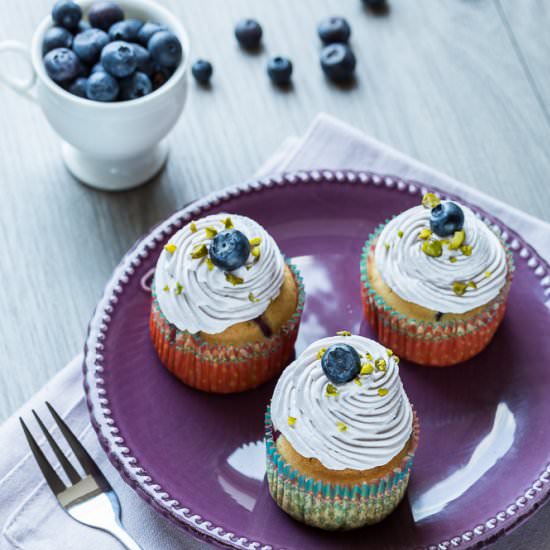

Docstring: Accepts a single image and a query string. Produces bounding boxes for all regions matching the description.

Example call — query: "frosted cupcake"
[266,333,419,530]
[361,194,514,366]
[150,213,304,393]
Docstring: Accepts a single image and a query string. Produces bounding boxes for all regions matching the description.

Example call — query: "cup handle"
[0,40,37,102]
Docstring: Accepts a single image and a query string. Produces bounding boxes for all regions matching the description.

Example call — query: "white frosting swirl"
[373,203,508,314]
[271,335,413,471]
[154,214,285,334]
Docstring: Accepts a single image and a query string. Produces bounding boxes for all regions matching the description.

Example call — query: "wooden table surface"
[1,0,549,548]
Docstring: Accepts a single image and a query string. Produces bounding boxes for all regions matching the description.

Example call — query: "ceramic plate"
[83,170,550,549]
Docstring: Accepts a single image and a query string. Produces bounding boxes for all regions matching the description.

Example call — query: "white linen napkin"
[1,113,549,550]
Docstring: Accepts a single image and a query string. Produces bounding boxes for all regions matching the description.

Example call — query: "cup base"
[61,141,168,192]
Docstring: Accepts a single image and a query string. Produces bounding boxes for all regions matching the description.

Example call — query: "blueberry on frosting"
[321,344,361,385]
[430,202,465,237]
[209,229,251,271]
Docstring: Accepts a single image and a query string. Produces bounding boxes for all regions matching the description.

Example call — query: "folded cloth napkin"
[1,113,549,550]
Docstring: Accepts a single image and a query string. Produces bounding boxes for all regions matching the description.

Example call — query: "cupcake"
[361,194,514,366]
[150,213,304,393]
[266,333,419,530]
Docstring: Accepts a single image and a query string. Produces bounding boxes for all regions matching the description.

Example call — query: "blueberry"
[148,31,182,68]
[91,62,106,73]
[42,26,73,55]
[267,56,292,85]
[320,43,356,82]
[101,41,137,78]
[234,19,262,49]
[136,21,166,46]
[209,230,251,272]
[68,77,88,97]
[108,18,144,42]
[86,71,119,101]
[191,59,213,84]
[317,17,351,45]
[73,29,109,65]
[51,0,82,31]
[119,71,152,100]
[78,20,91,32]
[430,202,465,237]
[131,44,153,76]
[321,344,361,385]
[44,48,82,82]
[150,63,173,89]
[88,2,124,31]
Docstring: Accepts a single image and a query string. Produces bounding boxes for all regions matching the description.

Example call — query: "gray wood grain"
[0,0,549,547]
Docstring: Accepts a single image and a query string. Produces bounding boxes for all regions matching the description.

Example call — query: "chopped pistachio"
[249,237,262,247]
[164,243,177,254]
[485,271,492,278]
[375,358,387,371]
[163,284,169,292]
[251,246,261,258]
[397,230,404,238]
[418,228,432,240]
[288,416,297,427]
[449,256,458,263]
[223,217,234,229]
[190,221,198,233]
[354,377,362,386]
[205,257,214,271]
[361,363,374,375]
[467,281,477,289]
[317,347,327,360]
[422,193,441,209]
[378,388,389,397]
[422,239,443,258]
[225,273,244,286]
[175,282,183,295]
[386,348,394,356]
[205,226,218,239]
[248,292,259,303]
[336,330,351,336]
[384,242,391,251]
[448,230,465,250]
[461,244,473,256]
[366,352,373,361]
[336,421,347,432]
[190,243,208,259]
[453,281,467,296]
[394,355,400,364]
[325,383,338,396]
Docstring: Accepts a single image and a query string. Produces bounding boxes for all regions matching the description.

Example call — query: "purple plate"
[84,170,550,549]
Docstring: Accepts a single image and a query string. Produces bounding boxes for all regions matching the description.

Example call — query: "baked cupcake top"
[270,334,413,471]
[373,195,509,314]
[154,213,285,334]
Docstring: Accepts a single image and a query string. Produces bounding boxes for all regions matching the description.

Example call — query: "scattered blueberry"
[132,44,153,76]
[191,59,213,84]
[267,56,292,85]
[51,0,82,31]
[209,230,251,272]
[430,202,465,237]
[317,17,351,45]
[108,18,144,42]
[150,63,173,89]
[320,43,356,82]
[44,48,82,82]
[119,71,152,100]
[88,1,124,31]
[234,19,262,49]
[86,70,119,101]
[321,344,361,385]
[68,76,88,97]
[136,21,166,46]
[77,20,91,32]
[101,40,137,78]
[72,28,109,65]
[148,31,182,68]
[42,26,73,54]
[91,62,106,73]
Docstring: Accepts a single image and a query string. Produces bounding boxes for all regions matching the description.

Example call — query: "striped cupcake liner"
[150,261,305,393]
[265,407,420,530]
[360,224,515,367]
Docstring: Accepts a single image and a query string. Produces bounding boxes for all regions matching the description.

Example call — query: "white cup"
[0,0,189,191]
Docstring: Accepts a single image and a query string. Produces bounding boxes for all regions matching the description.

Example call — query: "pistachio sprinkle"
[397,230,404,238]
[223,217,234,229]
[317,347,327,360]
[422,239,443,258]
[325,383,338,396]
[378,388,389,397]
[375,358,387,371]
[164,243,177,254]
[361,363,374,375]
[190,221,198,233]
[249,237,262,246]
[422,193,441,209]
[205,226,218,239]
[288,416,297,427]
[448,230,465,250]
[336,421,347,432]
[418,228,432,240]
[205,257,214,271]
[175,282,184,295]
[336,330,352,337]
[453,281,467,296]
[225,273,244,286]
[190,243,208,259]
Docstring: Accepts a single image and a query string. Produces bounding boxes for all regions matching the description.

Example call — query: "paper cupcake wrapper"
[360,224,515,366]
[265,407,420,530]
[150,260,305,393]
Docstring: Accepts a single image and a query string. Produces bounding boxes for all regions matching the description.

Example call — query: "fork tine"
[32,409,81,484]
[20,418,66,496]
[46,402,103,479]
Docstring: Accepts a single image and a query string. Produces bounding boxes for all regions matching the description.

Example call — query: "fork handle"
[105,522,143,550]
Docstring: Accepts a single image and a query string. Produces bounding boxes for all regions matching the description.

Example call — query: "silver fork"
[20,402,142,550]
